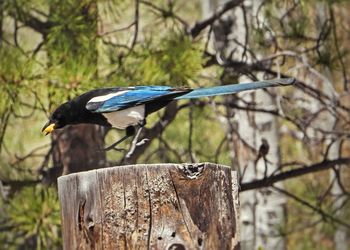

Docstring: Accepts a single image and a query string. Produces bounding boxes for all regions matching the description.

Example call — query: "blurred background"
[0,0,349,249]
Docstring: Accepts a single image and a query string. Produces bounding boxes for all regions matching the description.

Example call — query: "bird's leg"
[103,126,135,151]
[125,120,148,159]
[125,126,143,159]
[135,120,148,146]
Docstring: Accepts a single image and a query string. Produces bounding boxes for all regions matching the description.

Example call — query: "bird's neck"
[76,112,110,127]
[68,100,110,127]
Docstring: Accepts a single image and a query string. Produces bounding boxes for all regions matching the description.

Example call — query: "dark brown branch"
[130,0,140,51]
[189,0,244,38]
[1,179,41,194]
[9,9,53,35]
[98,22,135,36]
[240,158,350,192]
[12,144,50,166]
[140,0,188,27]
[273,186,350,230]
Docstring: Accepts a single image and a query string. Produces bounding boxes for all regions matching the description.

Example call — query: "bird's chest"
[102,105,145,129]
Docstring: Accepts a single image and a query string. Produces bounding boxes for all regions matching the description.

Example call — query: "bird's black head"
[42,102,74,135]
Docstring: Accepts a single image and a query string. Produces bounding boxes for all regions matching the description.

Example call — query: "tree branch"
[8,7,53,35]
[240,158,350,192]
[273,186,350,230]
[189,0,244,38]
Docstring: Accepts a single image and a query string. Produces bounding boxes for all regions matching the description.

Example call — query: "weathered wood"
[58,163,240,250]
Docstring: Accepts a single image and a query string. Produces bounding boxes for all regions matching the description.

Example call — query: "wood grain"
[58,163,240,250]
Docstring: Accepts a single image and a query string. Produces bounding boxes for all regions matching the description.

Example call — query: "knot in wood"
[88,221,95,231]
[167,243,186,250]
[178,163,205,179]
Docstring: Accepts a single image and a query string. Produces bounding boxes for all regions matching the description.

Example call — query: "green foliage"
[0,45,35,83]
[46,0,98,104]
[0,44,37,111]
[0,45,37,148]
[108,32,203,86]
[47,0,97,59]
[1,186,61,249]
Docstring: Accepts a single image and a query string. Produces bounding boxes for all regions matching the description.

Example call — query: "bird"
[255,138,270,177]
[255,138,270,163]
[42,78,295,151]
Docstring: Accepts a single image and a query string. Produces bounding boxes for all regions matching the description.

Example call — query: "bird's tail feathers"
[175,78,295,100]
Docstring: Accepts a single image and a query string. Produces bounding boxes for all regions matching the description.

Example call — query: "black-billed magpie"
[42,78,294,150]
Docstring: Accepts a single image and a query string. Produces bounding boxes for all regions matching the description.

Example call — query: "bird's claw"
[136,138,149,146]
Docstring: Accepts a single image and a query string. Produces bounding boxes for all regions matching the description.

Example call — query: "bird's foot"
[124,126,147,159]
[136,138,149,146]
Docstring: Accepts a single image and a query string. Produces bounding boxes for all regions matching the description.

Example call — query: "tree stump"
[58,163,240,250]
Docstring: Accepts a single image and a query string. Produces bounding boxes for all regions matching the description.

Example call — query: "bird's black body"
[42,78,295,150]
[46,86,191,131]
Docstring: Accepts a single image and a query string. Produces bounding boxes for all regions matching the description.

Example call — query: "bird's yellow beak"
[42,123,56,136]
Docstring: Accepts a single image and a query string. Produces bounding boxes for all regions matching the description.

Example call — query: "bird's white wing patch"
[103,105,145,129]
[88,90,129,103]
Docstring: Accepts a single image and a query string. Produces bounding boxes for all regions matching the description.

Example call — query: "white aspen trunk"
[250,3,286,249]
[202,1,286,249]
[253,90,286,250]
[235,91,258,250]
[237,79,286,250]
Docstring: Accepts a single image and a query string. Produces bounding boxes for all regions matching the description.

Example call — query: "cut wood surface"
[58,163,240,250]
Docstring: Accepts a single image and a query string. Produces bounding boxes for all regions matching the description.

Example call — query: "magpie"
[42,78,294,150]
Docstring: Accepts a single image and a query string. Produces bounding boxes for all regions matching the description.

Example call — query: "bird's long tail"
[175,78,295,99]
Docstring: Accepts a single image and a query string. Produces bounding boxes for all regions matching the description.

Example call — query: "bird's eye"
[52,112,63,121]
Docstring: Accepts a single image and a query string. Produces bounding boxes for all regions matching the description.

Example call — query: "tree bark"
[52,124,106,175]
[58,163,240,250]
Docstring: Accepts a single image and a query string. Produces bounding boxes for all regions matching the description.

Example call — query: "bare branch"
[273,186,350,230]
[189,0,244,38]
[240,158,350,192]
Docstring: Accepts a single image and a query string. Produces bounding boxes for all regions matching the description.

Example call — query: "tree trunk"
[52,125,106,175]
[58,163,240,250]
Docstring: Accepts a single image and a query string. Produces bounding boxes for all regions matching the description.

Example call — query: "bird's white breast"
[102,105,145,129]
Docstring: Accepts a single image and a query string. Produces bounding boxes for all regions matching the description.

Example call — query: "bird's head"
[42,102,73,135]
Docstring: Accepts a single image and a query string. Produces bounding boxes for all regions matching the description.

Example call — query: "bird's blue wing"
[86,86,190,113]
